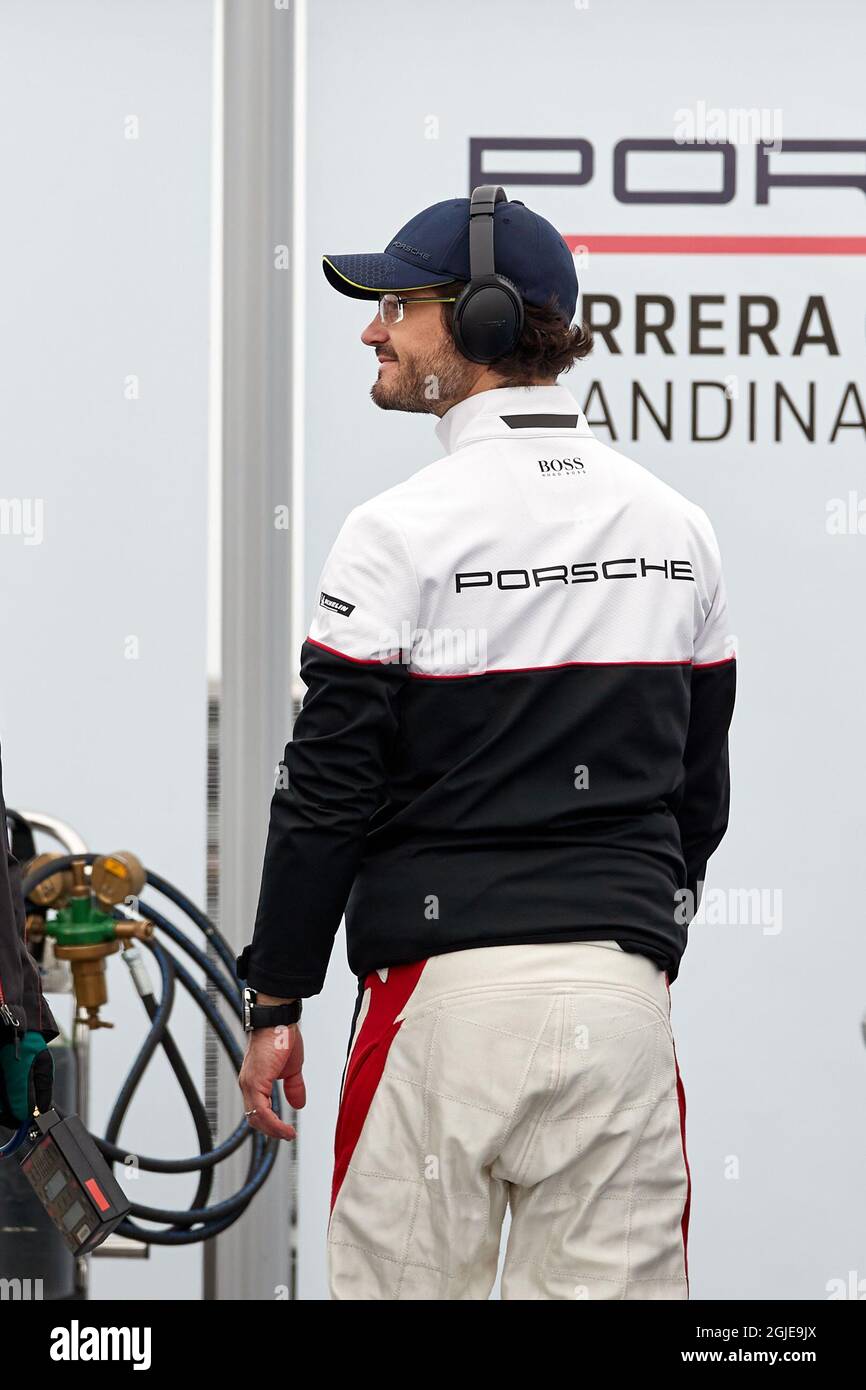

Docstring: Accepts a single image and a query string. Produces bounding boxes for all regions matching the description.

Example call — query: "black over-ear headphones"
[450,185,525,365]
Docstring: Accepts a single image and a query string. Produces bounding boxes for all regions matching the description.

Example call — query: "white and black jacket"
[239,382,736,997]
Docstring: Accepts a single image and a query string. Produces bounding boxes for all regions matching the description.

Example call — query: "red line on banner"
[564,235,866,255]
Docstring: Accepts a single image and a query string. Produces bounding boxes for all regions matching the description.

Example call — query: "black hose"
[102,938,215,1223]
[97,918,251,1173]
[21,851,288,1244]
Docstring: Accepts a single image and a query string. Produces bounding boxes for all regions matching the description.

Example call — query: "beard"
[370,339,478,416]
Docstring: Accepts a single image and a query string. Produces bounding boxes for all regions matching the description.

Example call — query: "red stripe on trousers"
[665,970,691,1294]
[330,959,427,1213]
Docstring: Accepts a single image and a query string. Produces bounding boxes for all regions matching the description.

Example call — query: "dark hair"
[439,281,593,383]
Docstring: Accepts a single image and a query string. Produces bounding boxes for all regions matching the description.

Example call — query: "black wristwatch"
[242,986,302,1032]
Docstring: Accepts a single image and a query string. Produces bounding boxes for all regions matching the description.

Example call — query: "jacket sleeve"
[675,524,737,923]
[238,505,420,998]
[0,745,60,1043]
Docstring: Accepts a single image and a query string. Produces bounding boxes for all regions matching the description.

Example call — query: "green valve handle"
[43,895,117,947]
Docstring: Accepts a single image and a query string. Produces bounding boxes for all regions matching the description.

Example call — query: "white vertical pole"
[214,0,300,1300]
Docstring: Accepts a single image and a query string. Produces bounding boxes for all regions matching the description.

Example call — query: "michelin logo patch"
[320,590,355,617]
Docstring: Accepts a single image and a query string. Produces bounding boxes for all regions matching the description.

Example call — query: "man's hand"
[238,1021,306,1142]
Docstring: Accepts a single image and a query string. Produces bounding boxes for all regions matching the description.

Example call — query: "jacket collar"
[433,382,593,455]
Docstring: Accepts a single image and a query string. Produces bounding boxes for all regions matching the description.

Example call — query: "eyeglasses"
[377,292,458,325]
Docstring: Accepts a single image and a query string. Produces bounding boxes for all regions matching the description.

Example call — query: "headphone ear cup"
[452,277,523,365]
[496,274,524,349]
[450,282,473,359]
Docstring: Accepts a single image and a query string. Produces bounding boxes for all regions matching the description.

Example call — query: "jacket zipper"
[0,977,22,1052]
[0,975,17,1021]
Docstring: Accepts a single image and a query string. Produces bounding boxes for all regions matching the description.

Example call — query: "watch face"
[243,987,255,1031]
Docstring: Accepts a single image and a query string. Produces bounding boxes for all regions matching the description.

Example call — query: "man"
[237,189,736,1300]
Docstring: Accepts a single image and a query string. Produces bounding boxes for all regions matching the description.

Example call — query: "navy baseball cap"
[322,195,578,325]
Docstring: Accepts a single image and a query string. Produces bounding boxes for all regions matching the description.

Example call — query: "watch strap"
[249,1000,302,1030]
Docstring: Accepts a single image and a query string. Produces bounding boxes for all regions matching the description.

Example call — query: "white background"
[0,0,213,1299]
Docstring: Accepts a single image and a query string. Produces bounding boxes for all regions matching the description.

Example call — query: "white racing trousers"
[327,940,691,1300]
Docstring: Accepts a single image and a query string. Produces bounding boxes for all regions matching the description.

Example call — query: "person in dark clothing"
[0,745,57,1128]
